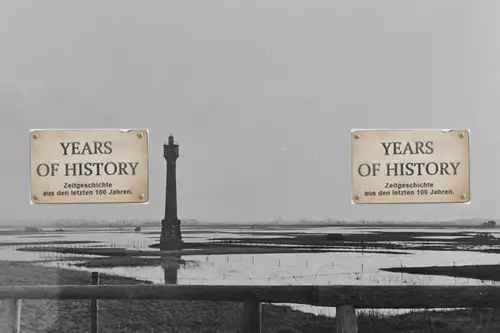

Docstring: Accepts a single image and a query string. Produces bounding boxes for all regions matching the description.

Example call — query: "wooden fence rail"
[3,272,500,332]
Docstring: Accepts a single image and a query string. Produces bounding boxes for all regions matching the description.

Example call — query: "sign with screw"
[30,129,149,204]
[351,129,470,204]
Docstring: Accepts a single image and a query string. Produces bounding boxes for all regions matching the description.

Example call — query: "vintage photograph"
[0,1,498,332]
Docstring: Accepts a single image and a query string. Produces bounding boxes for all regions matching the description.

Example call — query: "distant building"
[480,220,497,228]
[25,227,42,232]
[183,219,198,225]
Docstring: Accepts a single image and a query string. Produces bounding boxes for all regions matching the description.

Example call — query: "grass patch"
[382,264,500,282]
[72,256,192,268]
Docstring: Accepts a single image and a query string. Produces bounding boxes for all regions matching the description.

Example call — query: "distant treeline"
[2,219,493,229]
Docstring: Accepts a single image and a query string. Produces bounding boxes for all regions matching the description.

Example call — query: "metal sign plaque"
[351,129,470,204]
[30,129,149,204]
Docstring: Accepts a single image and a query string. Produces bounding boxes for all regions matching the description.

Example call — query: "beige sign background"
[30,129,149,204]
[351,129,470,204]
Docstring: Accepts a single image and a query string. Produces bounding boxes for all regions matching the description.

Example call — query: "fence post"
[4,299,21,333]
[90,272,99,333]
[242,300,261,333]
[336,305,358,333]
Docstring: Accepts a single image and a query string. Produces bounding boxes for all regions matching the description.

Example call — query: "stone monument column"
[161,135,183,249]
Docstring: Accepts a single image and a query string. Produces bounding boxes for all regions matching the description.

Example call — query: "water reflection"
[161,254,180,284]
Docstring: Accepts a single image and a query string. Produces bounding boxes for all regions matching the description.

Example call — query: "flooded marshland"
[1,224,500,316]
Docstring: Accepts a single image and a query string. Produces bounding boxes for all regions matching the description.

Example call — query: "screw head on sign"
[139,194,145,200]
[32,133,39,139]
[459,132,465,138]
[354,194,360,200]
[460,194,466,200]
[137,132,144,138]
[354,134,360,139]
[32,194,39,201]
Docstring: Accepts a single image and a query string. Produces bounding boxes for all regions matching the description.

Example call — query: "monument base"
[159,235,184,251]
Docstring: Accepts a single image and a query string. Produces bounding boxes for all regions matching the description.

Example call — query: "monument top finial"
[168,135,174,145]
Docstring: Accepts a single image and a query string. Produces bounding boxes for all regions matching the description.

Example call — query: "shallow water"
[1,225,499,317]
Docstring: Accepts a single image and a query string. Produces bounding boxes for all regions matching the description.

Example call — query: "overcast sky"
[1,1,499,222]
